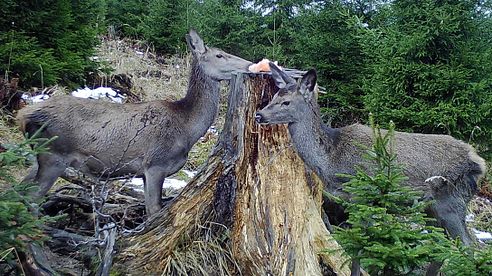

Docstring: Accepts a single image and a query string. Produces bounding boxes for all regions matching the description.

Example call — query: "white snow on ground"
[22,87,125,103]
[182,169,197,178]
[21,94,50,103]
[124,177,187,191]
[71,87,125,103]
[164,178,188,189]
[466,214,491,242]
[472,228,492,242]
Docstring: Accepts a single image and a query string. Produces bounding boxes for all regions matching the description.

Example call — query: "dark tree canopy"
[0,0,105,88]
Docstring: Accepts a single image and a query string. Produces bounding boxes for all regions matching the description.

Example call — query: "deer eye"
[216,54,223,58]
[281,101,290,106]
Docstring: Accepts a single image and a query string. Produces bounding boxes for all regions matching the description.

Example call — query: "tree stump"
[120,72,351,275]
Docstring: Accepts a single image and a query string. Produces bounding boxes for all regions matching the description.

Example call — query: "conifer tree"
[141,0,189,54]
[360,0,492,158]
[333,120,449,275]
[289,1,368,125]
[0,130,55,270]
[106,0,150,37]
[0,0,105,88]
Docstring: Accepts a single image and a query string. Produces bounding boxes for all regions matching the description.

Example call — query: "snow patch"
[164,178,187,189]
[32,94,50,103]
[466,214,475,222]
[128,177,144,186]
[182,170,197,178]
[21,87,126,104]
[22,93,50,103]
[124,177,187,191]
[472,228,492,242]
[72,87,125,103]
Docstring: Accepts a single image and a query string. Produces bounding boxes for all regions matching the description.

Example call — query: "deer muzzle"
[255,112,266,124]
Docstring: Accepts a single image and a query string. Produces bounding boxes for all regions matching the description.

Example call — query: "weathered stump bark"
[120,72,351,275]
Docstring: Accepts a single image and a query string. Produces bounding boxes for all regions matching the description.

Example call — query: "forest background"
[1,1,492,274]
[1,0,491,161]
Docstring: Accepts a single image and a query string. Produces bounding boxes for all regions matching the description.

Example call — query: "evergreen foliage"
[140,0,190,54]
[0,0,106,88]
[106,0,149,37]
[333,120,449,275]
[0,128,55,264]
[289,2,367,125]
[185,0,298,62]
[439,240,492,275]
[359,0,492,158]
[186,0,264,60]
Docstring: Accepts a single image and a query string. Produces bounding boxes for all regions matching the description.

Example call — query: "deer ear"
[269,62,287,88]
[299,69,317,98]
[269,62,296,90]
[186,29,206,55]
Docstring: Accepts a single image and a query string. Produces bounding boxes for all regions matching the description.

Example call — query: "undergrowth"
[0,127,56,272]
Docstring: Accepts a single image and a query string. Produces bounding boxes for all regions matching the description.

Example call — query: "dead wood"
[96,223,117,276]
[0,77,24,112]
[19,244,57,276]
[13,175,149,276]
[120,71,352,275]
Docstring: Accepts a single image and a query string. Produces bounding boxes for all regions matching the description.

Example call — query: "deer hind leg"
[429,199,472,245]
[22,159,39,184]
[425,198,473,276]
[426,176,474,246]
[32,153,68,199]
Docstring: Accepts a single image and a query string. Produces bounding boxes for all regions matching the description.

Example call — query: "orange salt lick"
[248,58,281,73]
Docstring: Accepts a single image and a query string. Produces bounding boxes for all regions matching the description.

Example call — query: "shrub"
[0,128,55,266]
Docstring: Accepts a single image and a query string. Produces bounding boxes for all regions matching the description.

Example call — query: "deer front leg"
[143,150,189,216]
[143,167,167,216]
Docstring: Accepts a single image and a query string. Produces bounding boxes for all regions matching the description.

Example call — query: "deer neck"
[287,105,338,185]
[180,59,221,145]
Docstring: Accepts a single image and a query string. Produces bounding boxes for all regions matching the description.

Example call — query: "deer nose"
[255,113,263,123]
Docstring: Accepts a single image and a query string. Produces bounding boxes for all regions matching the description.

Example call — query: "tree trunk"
[119,72,351,275]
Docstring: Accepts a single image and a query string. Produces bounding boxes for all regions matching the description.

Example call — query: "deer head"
[255,62,317,125]
[186,30,252,81]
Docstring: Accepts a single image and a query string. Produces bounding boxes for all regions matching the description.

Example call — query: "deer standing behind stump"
[17,30,252,215]
[255,63,487,246]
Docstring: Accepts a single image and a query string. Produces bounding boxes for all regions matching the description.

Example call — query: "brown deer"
[17,30,252,215]
[255,63,487,247]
